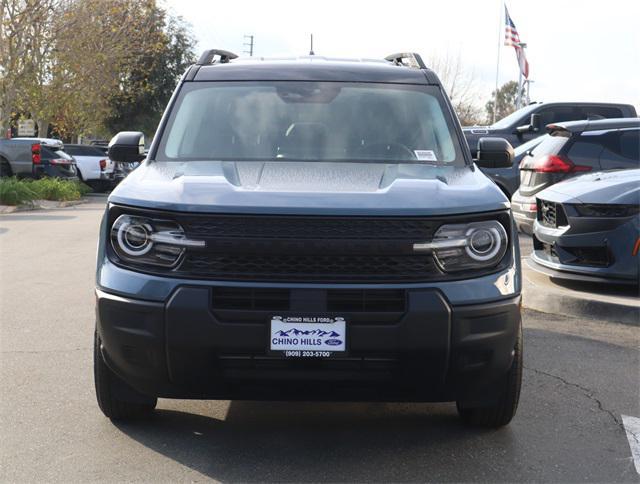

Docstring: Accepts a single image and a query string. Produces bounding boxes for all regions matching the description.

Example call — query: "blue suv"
[95,50,523,427]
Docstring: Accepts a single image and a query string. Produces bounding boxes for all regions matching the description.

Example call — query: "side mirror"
[530,113,541,132]
[476,137,514,169]
[108,131,145,163]
[515,113,542,134]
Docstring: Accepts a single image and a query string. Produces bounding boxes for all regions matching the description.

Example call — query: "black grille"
[182,215,437,240]
[183,253,436,282]
[177,214,448,282]
[107,208,512,283]
[538,200,568,228]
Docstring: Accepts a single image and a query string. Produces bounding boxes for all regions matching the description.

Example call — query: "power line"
[243,35,254,56]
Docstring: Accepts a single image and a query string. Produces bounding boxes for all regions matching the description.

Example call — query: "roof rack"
[196,49,239,65]
[384,52,427,69]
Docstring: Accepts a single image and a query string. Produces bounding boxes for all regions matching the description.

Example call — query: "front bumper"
[531,217,640,284]
[96,286,521,403]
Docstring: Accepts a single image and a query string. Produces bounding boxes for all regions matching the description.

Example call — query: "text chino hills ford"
[95,50,523,428]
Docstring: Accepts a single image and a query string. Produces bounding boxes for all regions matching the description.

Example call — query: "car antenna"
[309,34,315,55]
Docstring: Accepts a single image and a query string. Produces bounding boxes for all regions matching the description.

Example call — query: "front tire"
[457,325,523,428]
[94,330,157,420]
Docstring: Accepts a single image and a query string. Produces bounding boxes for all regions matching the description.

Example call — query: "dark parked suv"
[464,103,637,199]
[512,118,640,233]
[464,102,637,158]
[95,50,523,427]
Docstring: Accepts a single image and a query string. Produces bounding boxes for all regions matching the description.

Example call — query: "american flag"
[504,5,529,79]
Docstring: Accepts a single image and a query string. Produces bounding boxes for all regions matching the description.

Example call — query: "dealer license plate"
[269,315,347,358]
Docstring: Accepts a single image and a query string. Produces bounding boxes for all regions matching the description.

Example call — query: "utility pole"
[243,35,254,56]
[492,0,503,124]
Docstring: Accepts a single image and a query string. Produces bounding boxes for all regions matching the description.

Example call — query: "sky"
[163,0,640,111]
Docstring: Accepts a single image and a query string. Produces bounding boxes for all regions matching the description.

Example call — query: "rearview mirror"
[108,131,145,163]
[476,137,514,169]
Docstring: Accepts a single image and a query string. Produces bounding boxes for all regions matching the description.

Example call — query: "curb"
[0,198,88,214]
[522,258,639,327]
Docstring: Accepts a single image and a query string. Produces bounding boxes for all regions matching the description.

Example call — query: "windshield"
[490,104,538,130]
[156,81,463,165]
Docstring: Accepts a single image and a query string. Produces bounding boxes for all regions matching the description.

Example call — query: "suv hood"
[538,169,640,205]
[109,160,508,215]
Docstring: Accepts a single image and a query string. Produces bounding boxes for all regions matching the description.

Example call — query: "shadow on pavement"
[114,401,502,482]
[549,276,639,297]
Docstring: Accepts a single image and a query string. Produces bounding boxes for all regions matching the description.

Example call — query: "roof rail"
[384,52,427,69]
[196,49,239,65]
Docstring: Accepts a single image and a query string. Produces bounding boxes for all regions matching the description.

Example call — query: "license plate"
[269,316,346,358]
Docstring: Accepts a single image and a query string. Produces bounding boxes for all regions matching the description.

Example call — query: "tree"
[428,51,484,126]
[0,0,60,136]
[104,13,196,136]
[485,81,519,124]
[1,0,196,140]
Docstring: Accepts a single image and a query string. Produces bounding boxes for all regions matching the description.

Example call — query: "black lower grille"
[211,287,406,313]
[565,246,610,267]
[327,289,405,312]
[212,287,290,310]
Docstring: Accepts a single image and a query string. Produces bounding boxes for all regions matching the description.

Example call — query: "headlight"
[414,220,508,272]
[572,204,640,218]
[110,214,204,268]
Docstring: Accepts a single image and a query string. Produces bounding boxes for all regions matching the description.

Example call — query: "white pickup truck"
[63,144,116,191]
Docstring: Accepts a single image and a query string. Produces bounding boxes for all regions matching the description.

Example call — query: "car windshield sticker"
[414,150,437,161]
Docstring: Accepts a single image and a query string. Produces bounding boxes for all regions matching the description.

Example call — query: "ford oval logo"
[325,339,342,346]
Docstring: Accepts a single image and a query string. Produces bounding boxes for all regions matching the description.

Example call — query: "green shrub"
[0,177,38,205]
[0,177,91,205]
[27,178,86,201]
[75,181,92,196]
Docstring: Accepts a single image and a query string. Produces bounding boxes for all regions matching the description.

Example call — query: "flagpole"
[516,63,523,109]
[492,0,504,124]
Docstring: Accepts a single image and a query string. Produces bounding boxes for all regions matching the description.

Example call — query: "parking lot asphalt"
[1,197,639,482]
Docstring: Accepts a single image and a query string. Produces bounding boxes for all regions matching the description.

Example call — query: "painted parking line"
[622,415,640,475]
